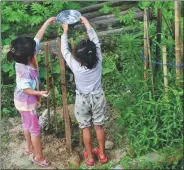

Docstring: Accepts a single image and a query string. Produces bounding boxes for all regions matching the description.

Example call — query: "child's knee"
[94,125,103,131]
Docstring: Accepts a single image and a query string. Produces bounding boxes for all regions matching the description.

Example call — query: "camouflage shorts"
[74,89,108,129]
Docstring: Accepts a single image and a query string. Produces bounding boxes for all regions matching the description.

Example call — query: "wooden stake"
[70,37,83,147]
[58,38,72,152]
[162,46,168,93]
[146,10,155,96]
[144,10,149,81]
[175,1,182,87]
[48,42,57,133]
[145,9,155,96]
[45,42,50,129]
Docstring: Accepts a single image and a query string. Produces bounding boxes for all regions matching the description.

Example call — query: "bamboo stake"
[45,42,50,129]
[48,42,57,133]
[162,46,168,93]
[145,9,155,96]
[155,8,162,73]
[175,1,181,87]
[58,38,72,152]
[144,10,149,82]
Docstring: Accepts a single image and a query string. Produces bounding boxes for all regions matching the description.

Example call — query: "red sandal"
[93,148,108,164]
[83,151,95,166]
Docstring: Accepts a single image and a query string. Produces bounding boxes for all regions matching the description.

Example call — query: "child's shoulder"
[15,63,30,74]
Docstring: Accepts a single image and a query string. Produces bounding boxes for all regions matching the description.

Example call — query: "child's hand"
[45,17,56,26]
[80,16,89,24]
[80,16,91,29]
[35,17,55,41]
[61,24,68,34]
[39,91,50,97]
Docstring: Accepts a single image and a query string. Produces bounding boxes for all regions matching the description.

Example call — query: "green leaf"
[2,63,11,72]
[66,2,81,9]
[9,69,15,77]
[39,69,46,78]
[100,5,112,14]
[102,68,113,76]
[53,64,61,74]
[1,24,9,32]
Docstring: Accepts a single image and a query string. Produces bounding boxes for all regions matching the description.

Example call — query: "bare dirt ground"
[1,105,128,169]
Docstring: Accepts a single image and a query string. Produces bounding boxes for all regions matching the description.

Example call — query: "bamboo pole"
[162,46,168,93]
[45,42,50,129]
[58,38,72,152]
[144,10,149,81]
[155,8,162,73]
[175,1,181,87]
[145,9,155,97]
[48,42,57,133]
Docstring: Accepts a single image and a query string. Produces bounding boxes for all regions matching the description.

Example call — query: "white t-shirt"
[61,28,102,94]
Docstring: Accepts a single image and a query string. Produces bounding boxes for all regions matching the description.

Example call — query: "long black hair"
[75,39,98,69]
[7,37,36,65]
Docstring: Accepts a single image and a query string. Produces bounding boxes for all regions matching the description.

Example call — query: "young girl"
[7,17,56,168]
[61,16,108,166]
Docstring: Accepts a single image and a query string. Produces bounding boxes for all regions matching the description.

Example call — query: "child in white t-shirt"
[61,16,108,166]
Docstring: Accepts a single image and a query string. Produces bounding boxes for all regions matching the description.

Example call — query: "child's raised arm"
[34,17,56,41]
[60,24,79,70]
[80,16,102,61]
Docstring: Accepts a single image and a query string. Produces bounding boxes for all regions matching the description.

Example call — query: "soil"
[1,105,128,169]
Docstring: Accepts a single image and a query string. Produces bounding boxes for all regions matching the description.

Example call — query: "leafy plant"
[1,1,81,46]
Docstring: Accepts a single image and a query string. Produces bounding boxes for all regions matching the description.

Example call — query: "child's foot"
[84,151,95,166]
[32,156,49,167]
[24,148,34,155]
[93,148,108,164]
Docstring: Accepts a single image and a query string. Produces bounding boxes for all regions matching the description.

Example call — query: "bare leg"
[24,130,34,152]
[31,135,44,162]
[82,127,94,160]
[94,125,106,158]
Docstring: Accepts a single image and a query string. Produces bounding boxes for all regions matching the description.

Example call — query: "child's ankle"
[26,145,34,151]
[35,155,45,161]
[99,151,106,158]
[87,154,93,159]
